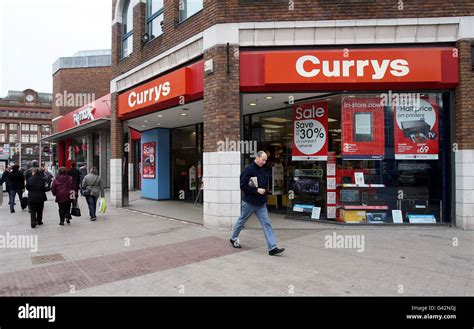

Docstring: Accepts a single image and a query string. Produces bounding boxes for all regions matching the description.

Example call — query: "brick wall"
[111,0,474,81]
[455,40,474,150]
[112,0,219,79]
[52,66,111,132]
[110,92,123,159]
[203,44,240,152]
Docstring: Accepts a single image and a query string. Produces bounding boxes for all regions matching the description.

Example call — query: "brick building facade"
[109,0,474,230]
[47,50,112,187]
[0,89,52,169]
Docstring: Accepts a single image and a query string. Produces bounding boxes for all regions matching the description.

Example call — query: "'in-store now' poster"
[341,96,385,160]
[142,142,156,179]
[394,97,439,160]
[292,101,328,161]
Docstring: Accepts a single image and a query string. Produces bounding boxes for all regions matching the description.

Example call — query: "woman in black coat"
[26,168,48,228]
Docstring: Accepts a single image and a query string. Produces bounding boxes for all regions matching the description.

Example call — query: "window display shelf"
[341,205,389,210]
[340,184,385,188]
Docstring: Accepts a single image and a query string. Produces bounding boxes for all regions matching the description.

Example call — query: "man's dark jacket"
[240,161,269,206]
[7,170,25,191]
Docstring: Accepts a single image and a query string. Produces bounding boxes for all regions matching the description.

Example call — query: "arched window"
[122,0,134,58]
[146,0,164,41]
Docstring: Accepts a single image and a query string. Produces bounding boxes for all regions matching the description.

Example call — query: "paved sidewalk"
[0,191,472,296]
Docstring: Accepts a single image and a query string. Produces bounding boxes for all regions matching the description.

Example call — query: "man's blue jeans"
[231,201,277,251]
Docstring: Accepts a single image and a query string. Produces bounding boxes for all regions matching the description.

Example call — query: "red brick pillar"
[202,44,242,230]
[455,40,474,230]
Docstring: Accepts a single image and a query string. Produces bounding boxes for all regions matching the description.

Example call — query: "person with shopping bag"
[26,168,48,228]
[51,167,74,226]
[81,167,104,221]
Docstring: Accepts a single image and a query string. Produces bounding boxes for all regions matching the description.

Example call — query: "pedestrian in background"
[7,164,26,213]
[51,167,74,225]
[26,168,47,228]
[81,167,104,221]
[230,151,285,256]
[0,165,11,207]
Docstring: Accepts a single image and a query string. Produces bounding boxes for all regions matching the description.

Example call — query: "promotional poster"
[142,142,156,179]
[292,101,328,161]
[394,97,439,160]
[341,96,385,160]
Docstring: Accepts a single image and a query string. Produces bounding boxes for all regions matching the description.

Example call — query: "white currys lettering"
[128,81,171,108]
[295,56,410,80]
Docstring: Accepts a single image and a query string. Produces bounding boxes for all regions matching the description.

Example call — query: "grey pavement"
[0,190,472,296]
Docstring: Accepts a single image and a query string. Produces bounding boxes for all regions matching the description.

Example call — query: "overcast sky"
[0,0,112,97]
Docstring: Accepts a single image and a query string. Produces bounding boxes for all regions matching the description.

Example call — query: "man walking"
[230,151,285,256]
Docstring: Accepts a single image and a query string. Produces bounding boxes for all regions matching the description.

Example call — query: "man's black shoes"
[269,247,285,256]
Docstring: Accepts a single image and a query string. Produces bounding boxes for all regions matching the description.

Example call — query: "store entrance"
[171,123,203,203]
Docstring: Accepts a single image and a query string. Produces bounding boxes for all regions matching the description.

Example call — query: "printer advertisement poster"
[142,142,156,179]
[394,97,439,160]
[341,97,385,160]
[292,101,328,161]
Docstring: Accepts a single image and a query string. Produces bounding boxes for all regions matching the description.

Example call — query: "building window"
[22,134,30,143]
[121,0,134,58]
[42,125,50,132]
[9,134,17,143]
[30,134,38,143]
[30,124,38,131]
[0,134,5,143]
[147,0,164,40]
[0,123,5,130]
[22,124,30,131]
[9,124,17,131]
[179,0,203,23]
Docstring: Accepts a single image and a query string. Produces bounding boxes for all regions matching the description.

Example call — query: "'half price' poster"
[394,97,439,160]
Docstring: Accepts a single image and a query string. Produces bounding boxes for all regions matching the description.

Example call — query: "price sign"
[292,101,328,161]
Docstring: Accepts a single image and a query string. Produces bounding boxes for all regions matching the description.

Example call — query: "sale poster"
[341,96,385,160]
[292,101,328,161]
[142,142,156,179]
[394,97,439,160]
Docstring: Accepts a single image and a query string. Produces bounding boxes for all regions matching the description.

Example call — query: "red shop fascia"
[52,94,111,169]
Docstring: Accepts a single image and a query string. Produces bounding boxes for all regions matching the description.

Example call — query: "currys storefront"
[239,47,458,224]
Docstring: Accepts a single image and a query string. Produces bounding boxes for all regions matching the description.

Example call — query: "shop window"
[178,0,203,23]
[121,0,134,58]
[242,92,449,225]
[146,0,163,40]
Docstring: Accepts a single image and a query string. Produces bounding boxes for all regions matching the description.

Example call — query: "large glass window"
[179,0,203,22]
[147,0,164,40]
[121,0,134,58]
[243,92,451,224]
